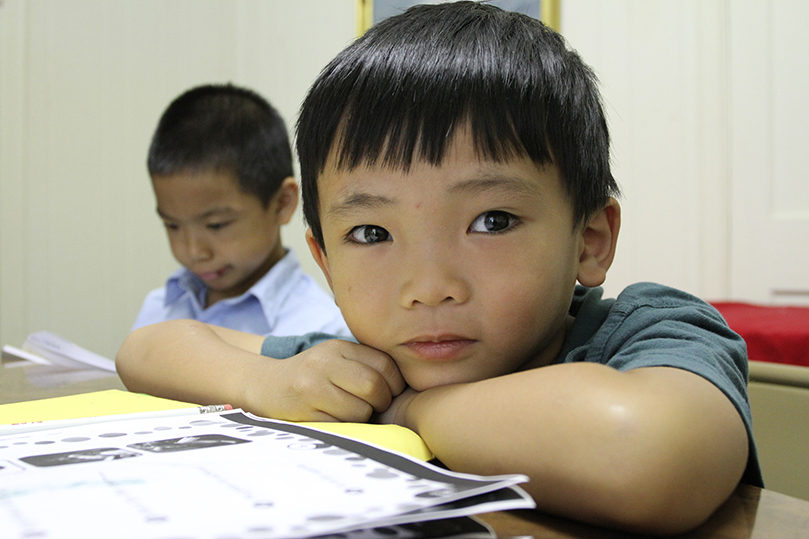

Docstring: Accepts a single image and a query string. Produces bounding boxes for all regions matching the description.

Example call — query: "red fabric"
[711,302,809,367]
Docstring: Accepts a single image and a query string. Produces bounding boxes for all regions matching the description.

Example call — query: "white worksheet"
[0,410,533,538]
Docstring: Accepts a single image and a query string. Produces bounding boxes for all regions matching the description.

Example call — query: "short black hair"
[148,83,293,207]
[297,1,619,247]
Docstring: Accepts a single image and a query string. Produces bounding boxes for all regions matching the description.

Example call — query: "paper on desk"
[2,331,116,388]
[20,330,115,371]
[1,345,52,367]
[0,409,533,539]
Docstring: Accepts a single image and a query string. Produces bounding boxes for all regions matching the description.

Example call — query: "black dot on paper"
[247,526,274,533]
[247,430,273,437]
[324,449,351,456]
[307,515,345,522]
[366,469,399,479]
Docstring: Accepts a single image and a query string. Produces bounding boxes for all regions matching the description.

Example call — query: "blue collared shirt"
[131,250,351,337]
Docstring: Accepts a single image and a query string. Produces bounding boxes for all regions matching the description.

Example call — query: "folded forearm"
[400,363,747,535]
[116,320,265,407]
[117,323,404,423]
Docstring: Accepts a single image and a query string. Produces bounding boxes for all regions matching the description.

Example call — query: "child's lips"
[402,336,476,361]
[196,267,229,283]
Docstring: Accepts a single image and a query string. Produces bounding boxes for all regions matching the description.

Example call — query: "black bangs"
[297,2,617,247]
[300,4,557,170]
[332,13,556,171]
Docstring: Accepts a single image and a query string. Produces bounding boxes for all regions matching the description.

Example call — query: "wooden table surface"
[478,482,809,538]
[3,366,809,538]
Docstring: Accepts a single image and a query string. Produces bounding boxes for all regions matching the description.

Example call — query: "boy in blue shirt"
[132,84,349,337]
[118,4,760,534]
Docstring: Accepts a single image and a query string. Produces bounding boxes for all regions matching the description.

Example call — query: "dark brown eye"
[469,211,517,233]
[349,225,391,244]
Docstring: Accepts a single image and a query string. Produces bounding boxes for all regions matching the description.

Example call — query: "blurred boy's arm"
[116,320,404,422]
[386,363,748,536]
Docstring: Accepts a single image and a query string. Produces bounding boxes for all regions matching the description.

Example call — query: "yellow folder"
[0,389,433,461]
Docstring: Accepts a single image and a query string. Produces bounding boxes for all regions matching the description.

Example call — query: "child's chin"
[403,370,474,392]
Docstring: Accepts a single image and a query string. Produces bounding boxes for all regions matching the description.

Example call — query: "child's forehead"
[152,167,253,205]
[317,141,563,209]
[153,165,238,184]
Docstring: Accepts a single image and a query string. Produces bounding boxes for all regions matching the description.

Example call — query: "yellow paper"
[0,389,197,425]
[0,390,433,461]
[305,422,433,461]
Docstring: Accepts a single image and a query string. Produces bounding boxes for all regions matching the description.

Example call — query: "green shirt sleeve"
[260,332,357,359]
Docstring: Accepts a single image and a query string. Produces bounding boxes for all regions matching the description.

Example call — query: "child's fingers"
[284,371,379,422]
[260,340,406,422]
[327,360,399,414]
[267,342,398,421]
[334,340,406,396]
[287,348,399,418]
[266,367,375,422]
[311,384,377,422]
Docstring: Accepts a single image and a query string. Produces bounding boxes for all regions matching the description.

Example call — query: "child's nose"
[183,231,213,262]
[398,248,471,308]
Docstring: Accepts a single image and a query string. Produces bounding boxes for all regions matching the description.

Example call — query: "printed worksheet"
[0,410,533,538]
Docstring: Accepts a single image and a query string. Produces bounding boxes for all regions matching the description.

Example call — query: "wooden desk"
[478,483,809,538]
[4,368,809,538]
[0,360,127,405]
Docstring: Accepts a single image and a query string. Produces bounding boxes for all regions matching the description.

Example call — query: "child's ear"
[274,177,299,225]
[306,228,335,295]
[577,197,621,288]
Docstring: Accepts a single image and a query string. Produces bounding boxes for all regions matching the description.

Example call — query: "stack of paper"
[1,331,116,387]
[0,408,534,538]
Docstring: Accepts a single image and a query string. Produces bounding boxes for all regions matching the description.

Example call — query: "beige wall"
[1,0,808,361]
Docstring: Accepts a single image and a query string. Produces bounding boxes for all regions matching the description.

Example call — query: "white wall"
[561,0,732,300]
[562,0,809,305]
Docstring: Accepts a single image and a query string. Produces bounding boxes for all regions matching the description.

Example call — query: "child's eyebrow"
[448,175,541,198]
[156,206,237,221]
[326,176,540,219]
[156,208,178,221]
[326,193,397,219]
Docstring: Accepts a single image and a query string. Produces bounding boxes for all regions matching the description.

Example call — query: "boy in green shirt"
[117,2,759,534]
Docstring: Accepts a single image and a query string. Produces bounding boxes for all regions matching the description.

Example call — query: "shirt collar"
[164,267,204,305]
[248,249,301,327]
[162,250,302,323]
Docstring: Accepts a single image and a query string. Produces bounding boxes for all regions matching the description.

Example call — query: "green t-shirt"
[558,282,761,487]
